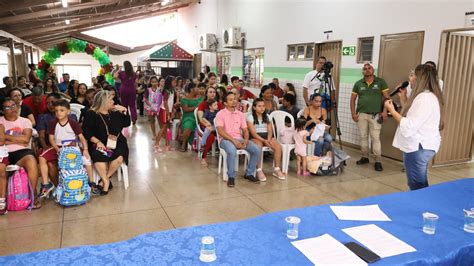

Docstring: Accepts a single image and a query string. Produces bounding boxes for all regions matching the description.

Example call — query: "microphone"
[390,81,409,97]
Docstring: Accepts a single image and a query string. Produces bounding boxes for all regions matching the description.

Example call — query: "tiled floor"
[0,118,472,256]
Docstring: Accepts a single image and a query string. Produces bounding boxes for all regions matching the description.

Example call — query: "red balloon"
[38,59,48,69]
[57,42,68,55]
[103,62,113,73]
[85,43,96,55]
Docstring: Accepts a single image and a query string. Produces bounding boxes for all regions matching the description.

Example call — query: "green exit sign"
[342,46,356,56]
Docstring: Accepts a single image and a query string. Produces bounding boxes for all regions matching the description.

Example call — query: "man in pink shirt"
[215,92,260,187]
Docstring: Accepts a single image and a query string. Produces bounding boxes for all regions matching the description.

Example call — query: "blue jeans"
[403,144,436,191]
[314,132,333,156]
[201,127,215,147]
[220,139,261,179]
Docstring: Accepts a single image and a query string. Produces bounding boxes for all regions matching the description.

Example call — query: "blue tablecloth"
[1,178,473,265]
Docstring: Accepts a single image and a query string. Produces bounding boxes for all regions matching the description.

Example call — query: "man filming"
[302,56,336,110]
[350,63,389,172]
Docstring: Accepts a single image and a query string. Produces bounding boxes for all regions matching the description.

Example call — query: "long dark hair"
[251,98,269,125]
[123,61,134,79]
[77,83,88,96]
[185,81,197,94]
[220,74,229,86]
[148,76,159,88]
[204,86,219,102]
[259,85,272,98]
[163,75,175,95]
[44,77,59,93]
[67,79,78,98]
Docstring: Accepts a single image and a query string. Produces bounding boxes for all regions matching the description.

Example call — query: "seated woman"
[260,85,278,114]
[8,88,36,127]
[179,82,203,152]
[0,98,40,209]
[303,93,332,156]
[0,124,8,215]
[82,91,130,195]
[246,98,286,181]
[70,83,91,107]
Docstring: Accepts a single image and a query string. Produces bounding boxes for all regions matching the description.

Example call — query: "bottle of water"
[199,236,216,262]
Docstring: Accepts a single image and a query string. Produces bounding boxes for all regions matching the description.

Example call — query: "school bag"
[54,146,90,206]
[7,167,34,211]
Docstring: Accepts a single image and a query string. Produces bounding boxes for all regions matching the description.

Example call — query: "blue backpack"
[55,147,90,206]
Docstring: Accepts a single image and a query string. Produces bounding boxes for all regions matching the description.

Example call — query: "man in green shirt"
[350,63,389,171]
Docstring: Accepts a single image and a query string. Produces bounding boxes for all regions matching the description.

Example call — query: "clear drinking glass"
[422,212,439,235]
[463,208,474,233]
[285,216,301,239]
[199,236,217,262]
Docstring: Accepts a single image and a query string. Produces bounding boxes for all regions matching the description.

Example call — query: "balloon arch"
[36,39,114,84]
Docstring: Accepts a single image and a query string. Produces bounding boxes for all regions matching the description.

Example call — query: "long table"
[1,178,473,265]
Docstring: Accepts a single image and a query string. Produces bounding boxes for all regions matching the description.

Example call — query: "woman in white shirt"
[384,64,444,190]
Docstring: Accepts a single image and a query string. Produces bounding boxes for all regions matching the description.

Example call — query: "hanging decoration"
[36,39,115,84]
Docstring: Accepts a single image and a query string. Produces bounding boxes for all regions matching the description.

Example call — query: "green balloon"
[77,40,87,51]
[36,69,44,80]
[105,73,114,85]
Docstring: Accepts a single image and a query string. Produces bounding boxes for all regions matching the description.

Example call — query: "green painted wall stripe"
[218,66,374,85]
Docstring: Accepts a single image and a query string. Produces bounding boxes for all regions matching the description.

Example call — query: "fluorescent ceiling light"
[161,0,170,6]
[61,0,68,8]
[65,19,70,25]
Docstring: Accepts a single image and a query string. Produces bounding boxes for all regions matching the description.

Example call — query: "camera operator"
[302,56,336,108]
[350,63,389,172]
[384,64,443,190]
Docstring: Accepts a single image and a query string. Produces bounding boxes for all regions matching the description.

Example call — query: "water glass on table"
[422,212,439,235]
[285,216,301,239]
[199,236,217,262]
[464,208,474,233]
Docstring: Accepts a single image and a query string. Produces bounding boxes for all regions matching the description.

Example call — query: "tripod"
[318,71,343,150]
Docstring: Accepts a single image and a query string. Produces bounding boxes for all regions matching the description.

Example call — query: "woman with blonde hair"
[82,90,131,195]
[385,64,444,190]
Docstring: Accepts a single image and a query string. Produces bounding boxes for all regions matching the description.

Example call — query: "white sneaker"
[272,167,286,180]
[256,169,267,182]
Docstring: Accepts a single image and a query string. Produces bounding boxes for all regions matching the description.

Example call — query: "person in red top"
[197,86,224,163]
[272,78,285,98]
[22,87,47,121]
[230,76,255,101]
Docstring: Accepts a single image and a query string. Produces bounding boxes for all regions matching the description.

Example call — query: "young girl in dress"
[293,117,314,176]
[156,76,176,152]
[144,76,162,139]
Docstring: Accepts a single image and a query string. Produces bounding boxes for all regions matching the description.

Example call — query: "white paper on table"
[291,234,368,266]
[310,123,327,141]
[342,224,416,258]
[330,204,392,221]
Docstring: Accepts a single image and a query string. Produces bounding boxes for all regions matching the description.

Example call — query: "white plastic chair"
[194,108,203,158]
[215,118,249,181]
[195,108,217,158]
[296,109,314,156]
[93,163,129,190]
[70,103,84,121]
[269,110,295,174]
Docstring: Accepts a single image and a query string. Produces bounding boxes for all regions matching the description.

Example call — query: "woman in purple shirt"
[114,61,138,124]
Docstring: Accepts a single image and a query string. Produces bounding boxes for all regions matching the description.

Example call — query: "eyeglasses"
[3,104,17,110]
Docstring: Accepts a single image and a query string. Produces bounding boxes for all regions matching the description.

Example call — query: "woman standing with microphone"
[384,64,444,190]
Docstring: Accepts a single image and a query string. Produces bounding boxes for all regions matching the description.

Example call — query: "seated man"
[279,93,300,120]
[215,92,261,187]
[22,87,47,122]
[0,98,40,209]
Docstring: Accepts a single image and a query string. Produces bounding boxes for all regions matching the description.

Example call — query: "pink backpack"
[7,168,34,211]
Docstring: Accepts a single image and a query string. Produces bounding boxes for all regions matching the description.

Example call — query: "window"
[55,65,92,84]
[287,43,314,61]
[243,48,264,88]
[216,51,231,77]
[357,37,374,63]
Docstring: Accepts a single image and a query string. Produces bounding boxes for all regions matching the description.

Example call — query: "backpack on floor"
[55,169,91,206]
[55,147,90,206]
[7,167,34,211]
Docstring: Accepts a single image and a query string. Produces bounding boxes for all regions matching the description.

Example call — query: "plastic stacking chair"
[269,110,295,174]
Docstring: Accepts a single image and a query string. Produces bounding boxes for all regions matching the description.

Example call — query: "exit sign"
[342,46,356,56]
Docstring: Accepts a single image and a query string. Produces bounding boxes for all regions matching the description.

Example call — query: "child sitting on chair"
[38,100,97,198]
[200,99,219,166]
